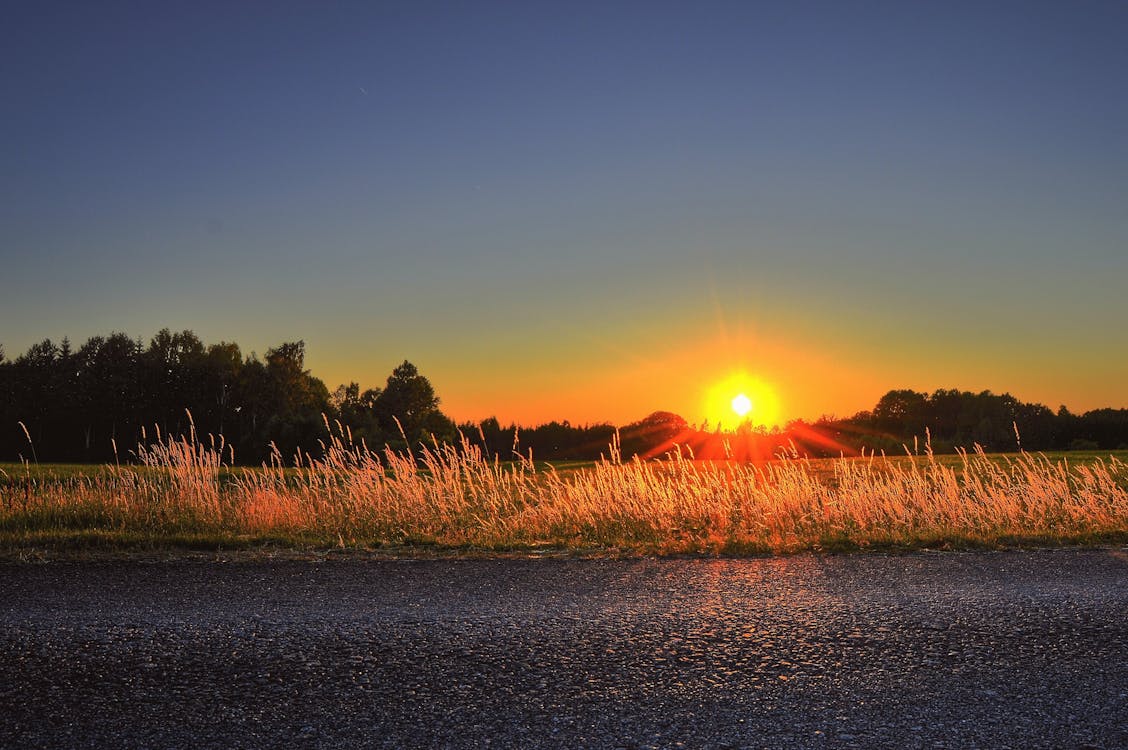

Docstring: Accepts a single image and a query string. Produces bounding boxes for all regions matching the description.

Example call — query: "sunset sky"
[3,1,1126,427]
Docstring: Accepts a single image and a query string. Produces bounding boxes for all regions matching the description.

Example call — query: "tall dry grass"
[3,419,1127,553]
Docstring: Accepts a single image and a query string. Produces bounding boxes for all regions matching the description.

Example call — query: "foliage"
[835,388,1128,454]
[0,330,451,464]
[374,361,454,449]
[4,332,1128,464]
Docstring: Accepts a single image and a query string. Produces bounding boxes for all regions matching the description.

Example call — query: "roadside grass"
[2,428,1126,558]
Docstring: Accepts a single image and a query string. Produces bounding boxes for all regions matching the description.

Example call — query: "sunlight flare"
[704,373,782,429]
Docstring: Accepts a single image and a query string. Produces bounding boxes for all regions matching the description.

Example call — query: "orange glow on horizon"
[337,306,891,429]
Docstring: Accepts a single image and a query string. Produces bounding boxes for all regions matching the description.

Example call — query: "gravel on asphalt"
[1,548,1126,749]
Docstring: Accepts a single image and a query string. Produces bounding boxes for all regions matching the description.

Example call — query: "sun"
[703,373,782,429]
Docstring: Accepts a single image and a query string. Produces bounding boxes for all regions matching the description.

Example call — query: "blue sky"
[3,1,1126,425]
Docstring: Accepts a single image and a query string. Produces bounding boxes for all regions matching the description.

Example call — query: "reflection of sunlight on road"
[578,558,874,694]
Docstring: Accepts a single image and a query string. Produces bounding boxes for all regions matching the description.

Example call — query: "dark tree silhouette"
[620,411,690,458]
[331,381,383,446]
[260,341,331,462]
[873,389,929,436]
[2,331,1127,463]
[373,361,454,448]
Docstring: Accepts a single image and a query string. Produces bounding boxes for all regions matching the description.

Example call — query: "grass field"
[2,430,1127,557]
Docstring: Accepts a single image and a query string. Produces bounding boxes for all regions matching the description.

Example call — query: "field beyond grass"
[2,429,1127,558]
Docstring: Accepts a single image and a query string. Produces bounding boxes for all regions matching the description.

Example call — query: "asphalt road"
[1,550,1126,749]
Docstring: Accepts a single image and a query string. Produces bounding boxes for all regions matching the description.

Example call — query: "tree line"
[2,331,1126,464]
[0,330,453,464]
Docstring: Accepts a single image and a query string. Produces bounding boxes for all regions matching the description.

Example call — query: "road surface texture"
[1,549,1126,749]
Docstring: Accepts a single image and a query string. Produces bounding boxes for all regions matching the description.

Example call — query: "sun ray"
[703,373,782,430]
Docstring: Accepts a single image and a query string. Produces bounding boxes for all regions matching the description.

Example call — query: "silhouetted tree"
[141,329,207,438]
[331,381,383,447]
[73,333,141,459]
[620,411,689,458]
[1076,408,1128,450]
[873,389,928,436]
[230,354,269,461]
[260,341,330,462]
[373,361,454,449]
[202,342,243,437]
[4,331,1128,462]
[469,416,514,459]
